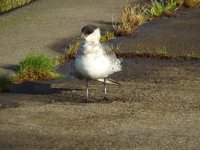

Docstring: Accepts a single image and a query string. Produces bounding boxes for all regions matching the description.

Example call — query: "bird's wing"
[69,60,84,80]
[101,43,122,72]
[76,44,84,56]
[101,43,117,60]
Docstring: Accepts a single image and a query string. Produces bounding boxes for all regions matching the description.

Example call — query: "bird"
[69,24,122,102]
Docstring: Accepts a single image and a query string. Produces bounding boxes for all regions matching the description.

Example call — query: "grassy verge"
[15,54,60,83]
[0,0,34,14]
[115,47,200,61]
[100,31,116,43]
[0,73,13,92]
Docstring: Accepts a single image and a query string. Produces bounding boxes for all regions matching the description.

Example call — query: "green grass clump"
[164,0,179,15]
[114,46,200,61]
[0,73,13,92]
[156,47,168,56]
[16,54,60,82]
[100,31,116,43]
[0,0,33,13]
[146,0,179,17]
[113,4,147,36]
[147,0,165,17]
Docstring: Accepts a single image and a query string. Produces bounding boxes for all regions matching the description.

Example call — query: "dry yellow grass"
[184,0,200,7]
[166,0,200,7]
[166,0,184,5]
[100,31,116,43]
[113,5,147,36]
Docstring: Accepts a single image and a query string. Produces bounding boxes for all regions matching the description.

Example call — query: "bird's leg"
[104,77,107,97]
[86,79,89,101]
[103,77,108,101]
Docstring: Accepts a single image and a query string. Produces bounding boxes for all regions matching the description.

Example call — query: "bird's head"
[81,24,101,43]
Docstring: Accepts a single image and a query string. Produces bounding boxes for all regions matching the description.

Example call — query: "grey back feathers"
[101,43,122,72]
[102,43,117,60]
[69,61,85,80]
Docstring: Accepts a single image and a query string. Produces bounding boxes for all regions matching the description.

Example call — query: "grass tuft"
[113,4,147,36]
[175,0,185,5]
[15,54,60,82]
[146,0,165,17]
[164,0,179,16]
[156,47,168,56]
[146,0,179,17]
[100,31,116,43]
[0,0,34,13]
[0,73,13,92]
[184,0,200,7]
[166,0,200,7]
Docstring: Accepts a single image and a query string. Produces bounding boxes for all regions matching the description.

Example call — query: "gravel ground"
[1,58,200,150]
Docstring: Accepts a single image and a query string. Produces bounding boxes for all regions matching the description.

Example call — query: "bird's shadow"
[10,79,119,104]
[11,81,82,95]
[0,64,19,73]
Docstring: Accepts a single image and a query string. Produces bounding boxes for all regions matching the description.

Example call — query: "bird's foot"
[99,97,110,103]
[82,98,93,103]
[103,97,109,101]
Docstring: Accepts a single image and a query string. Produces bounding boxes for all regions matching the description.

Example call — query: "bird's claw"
[103,97,109,101]
[82,98,93,103]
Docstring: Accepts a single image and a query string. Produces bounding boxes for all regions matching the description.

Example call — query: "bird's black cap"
[81,24,98,36]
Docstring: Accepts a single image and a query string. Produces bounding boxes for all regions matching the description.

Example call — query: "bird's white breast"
[75,43,111,79]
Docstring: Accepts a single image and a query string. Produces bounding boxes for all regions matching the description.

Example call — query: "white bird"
[70,24,122,102]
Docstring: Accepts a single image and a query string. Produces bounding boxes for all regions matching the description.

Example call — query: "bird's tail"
[97,78,121,86]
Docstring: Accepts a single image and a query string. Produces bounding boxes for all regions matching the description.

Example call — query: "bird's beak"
[80,33,86,39]
[75,34,85,43]
[75,34,84,41]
